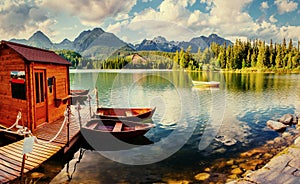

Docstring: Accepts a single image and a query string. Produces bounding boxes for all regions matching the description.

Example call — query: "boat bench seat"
[113,122,122,132]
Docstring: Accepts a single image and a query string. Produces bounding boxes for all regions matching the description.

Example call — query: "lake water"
[33,70,300,183]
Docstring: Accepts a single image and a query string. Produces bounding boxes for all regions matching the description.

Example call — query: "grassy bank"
[220,67,300,73]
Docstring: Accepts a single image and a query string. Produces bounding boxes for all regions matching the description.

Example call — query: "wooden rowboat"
[70,89,90,96]
[82,119,155,139]
[81,119,155,150]
[96,107,156,121]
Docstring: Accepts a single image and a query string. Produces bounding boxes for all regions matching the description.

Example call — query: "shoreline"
[227,134,300,184]
[220,68,300,74]
[69,68,300,74]
[191,125,300,183]
[188,68,300,74]
[226,120,300,184]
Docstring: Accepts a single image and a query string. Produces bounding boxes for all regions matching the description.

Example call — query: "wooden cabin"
[0,40,71,131]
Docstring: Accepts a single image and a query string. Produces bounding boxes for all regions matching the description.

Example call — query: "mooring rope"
[6,111,22,130]
[0,106,76,148]
[66,148,86,181]
[33,107,71,145]
[0,111,30,135]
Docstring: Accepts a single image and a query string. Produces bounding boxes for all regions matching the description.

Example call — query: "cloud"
[107,0,265,43]
[269,15,278,23]
[1,0,299,46]
[261,2,269,9]
[42,0,137,26]
[90,0,300,45]
[110,0,198,42]
[275,0,298,14]
[0,0,55,40]
[280,25,300,41]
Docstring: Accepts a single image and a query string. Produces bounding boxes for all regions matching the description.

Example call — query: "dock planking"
[0,105,90,183]
[0,139,61,183]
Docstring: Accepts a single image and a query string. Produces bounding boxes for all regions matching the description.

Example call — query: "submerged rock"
[204,167,211,172]
[279,114,293,125]
[294,136,300,145]
[215,135,237,146]
[213,147,227,154]
[194,172,210,181]
[231,168,243,175]
[239,163,256,171]
[274,137,285,145]
[226,159,234,166]
[240,148,266,157]
[228,174,238,179]
[31,172,45,179]
[263,153,273,159]
[267,120,287,131]
[292,114,298,124]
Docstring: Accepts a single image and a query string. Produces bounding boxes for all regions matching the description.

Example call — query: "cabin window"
[10,71,26,100]
[48,77,54,93]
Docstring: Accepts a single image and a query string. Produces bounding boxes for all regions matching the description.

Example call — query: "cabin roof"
[0,40,71,65]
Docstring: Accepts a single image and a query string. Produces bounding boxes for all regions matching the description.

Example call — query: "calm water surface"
[46,70,300,183]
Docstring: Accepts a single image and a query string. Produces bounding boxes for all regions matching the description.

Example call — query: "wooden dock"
[0,105,90,183]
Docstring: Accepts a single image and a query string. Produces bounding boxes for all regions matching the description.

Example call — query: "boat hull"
[80,119,154,151]
[192,81,220,87]
[96,107,156,122]
[83,119,154,138]
[70,89,90,96]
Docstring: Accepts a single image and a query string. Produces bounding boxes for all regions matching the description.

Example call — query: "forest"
[56,38,300,72]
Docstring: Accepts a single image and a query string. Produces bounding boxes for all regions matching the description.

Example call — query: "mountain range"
[9,28,232,58]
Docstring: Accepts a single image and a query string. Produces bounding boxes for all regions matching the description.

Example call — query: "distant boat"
[81,119,155,139]
[96,107,156,121]
[71,89,90,96]
[192,81,220,87]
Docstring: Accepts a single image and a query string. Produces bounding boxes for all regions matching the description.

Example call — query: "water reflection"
[48,70,300,183]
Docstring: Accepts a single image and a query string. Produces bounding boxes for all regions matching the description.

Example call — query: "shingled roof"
[1,40,71,65]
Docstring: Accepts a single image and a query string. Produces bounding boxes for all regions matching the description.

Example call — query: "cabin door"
[34,69,48,127]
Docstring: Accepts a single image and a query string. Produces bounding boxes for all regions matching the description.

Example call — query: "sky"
[0,0,299,45]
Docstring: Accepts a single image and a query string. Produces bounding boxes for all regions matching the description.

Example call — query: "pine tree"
[269,39,275,67]
[226,46,233,69]
[246,49,252,67]
[242,59,247,68]
[201,48,211,65]
[265,45,270,67]
[288,39,293,52]
[257,40,265,68]
[287,51,293,69]
[292,50,299,68]
[282,38,287,55]
[251,50,257,67]
[173,50,179,69]
[275,44,282,68]
[217,46,226,68]
[179,49,187,68]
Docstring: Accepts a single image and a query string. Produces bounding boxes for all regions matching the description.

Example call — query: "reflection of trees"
[189,72,298,93]
[223,73,271,92]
